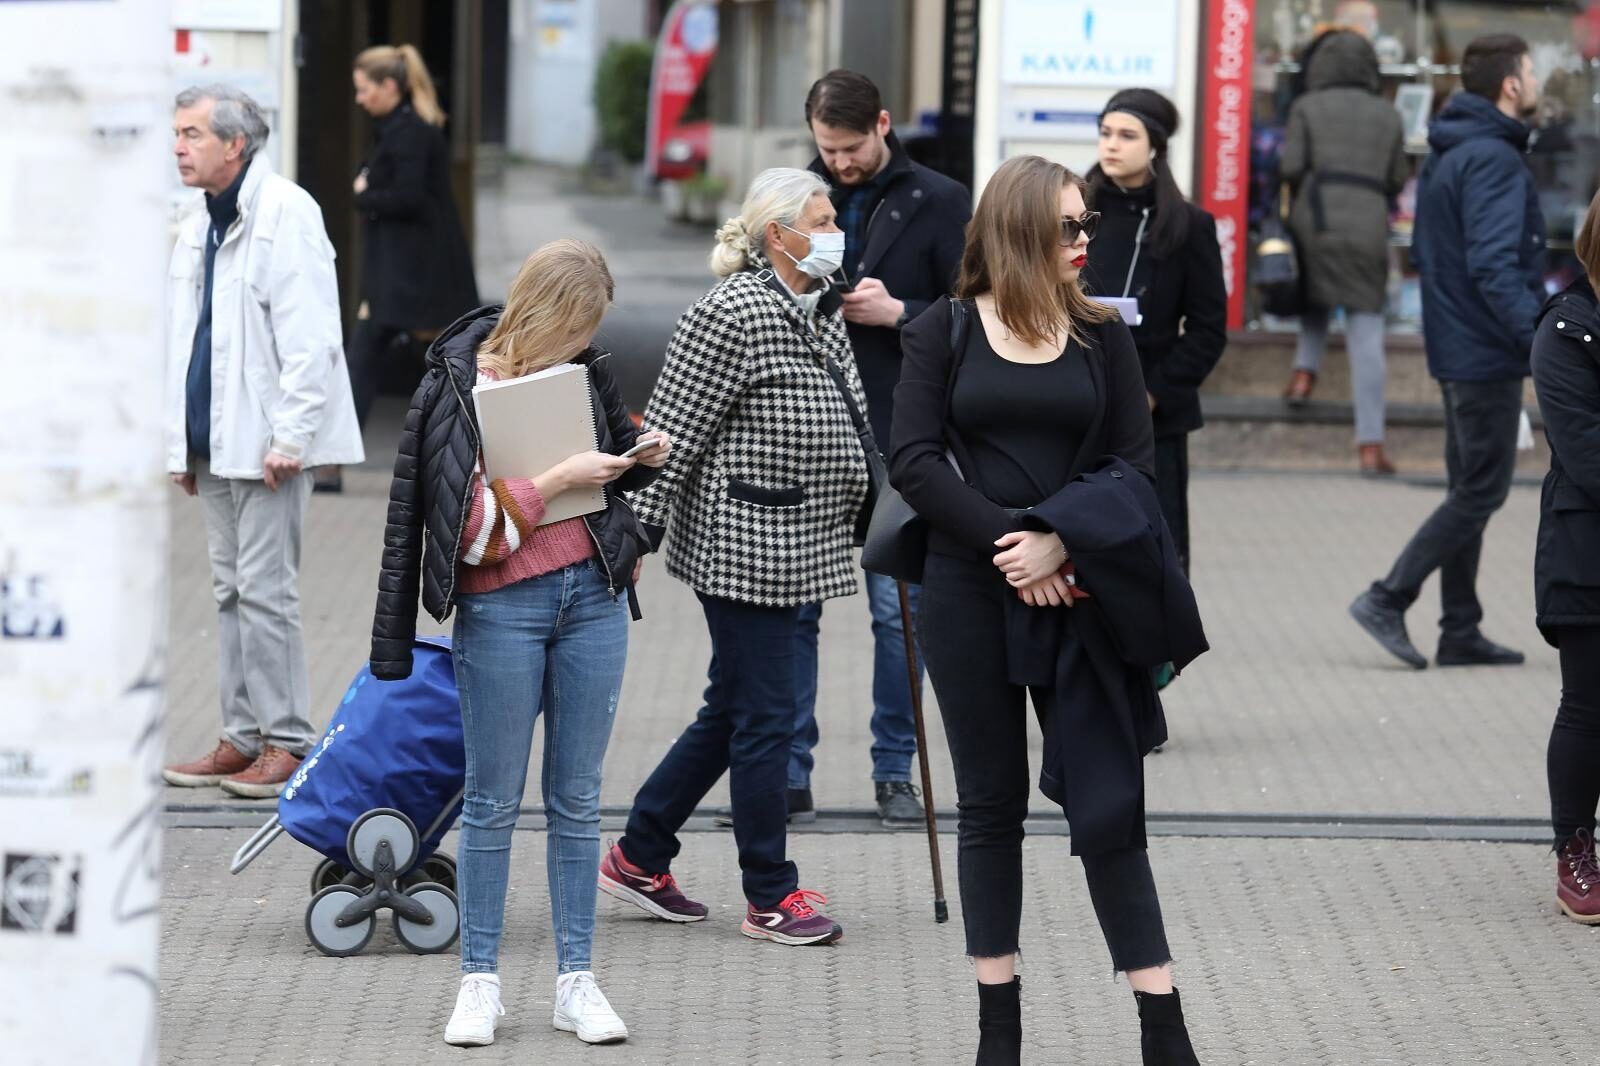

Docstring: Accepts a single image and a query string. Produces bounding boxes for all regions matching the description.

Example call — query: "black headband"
[1100,107,1170,145]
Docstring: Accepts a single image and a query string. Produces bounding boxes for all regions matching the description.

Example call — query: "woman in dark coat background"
[1531,191,1600,926]
[1085,88,1227,577]
[1279,30,1408,475]
[327,43,478,490]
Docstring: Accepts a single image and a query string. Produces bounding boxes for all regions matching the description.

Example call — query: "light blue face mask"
[781,223,845,279]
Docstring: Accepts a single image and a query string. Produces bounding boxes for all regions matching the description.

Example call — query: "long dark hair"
[1084,88,1190,257]
[955,155,1114,348]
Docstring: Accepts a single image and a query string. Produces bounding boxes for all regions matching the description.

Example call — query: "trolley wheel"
[310,857,352,895]
[393,883,460,955]
[405,853,457,892]
[345,808,418,879]
[305,885,376,957]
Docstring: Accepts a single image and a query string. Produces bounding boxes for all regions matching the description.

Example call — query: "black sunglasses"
[1059,211,1101,246]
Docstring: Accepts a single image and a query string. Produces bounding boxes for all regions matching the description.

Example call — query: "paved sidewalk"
[162,826,1587,1065]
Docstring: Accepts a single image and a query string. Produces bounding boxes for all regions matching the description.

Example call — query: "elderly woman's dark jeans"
[918,550,1172,971]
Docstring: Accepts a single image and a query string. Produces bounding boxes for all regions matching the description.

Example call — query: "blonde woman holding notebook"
[369,239,669,1049]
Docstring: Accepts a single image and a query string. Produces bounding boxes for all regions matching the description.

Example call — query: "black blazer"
[1028,456,1207,672]
[889,297,1156,560]
[809,132,971,446]
[356,103,478,331]
[1532,278,1600,643]
[1084,182,1228,439]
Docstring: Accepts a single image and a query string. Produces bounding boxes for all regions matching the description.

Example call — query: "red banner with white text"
[1199,0,1254,329]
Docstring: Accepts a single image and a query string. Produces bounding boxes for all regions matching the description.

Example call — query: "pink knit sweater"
[456,369,595,594]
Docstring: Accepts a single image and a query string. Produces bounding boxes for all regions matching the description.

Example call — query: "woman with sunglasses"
[890,154,1203,1065]
[1085,88,1227,577]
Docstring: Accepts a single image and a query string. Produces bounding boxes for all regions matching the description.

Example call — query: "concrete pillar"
[0,1,171,1062]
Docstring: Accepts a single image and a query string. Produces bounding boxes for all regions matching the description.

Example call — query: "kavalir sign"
[1001,0,1180,89]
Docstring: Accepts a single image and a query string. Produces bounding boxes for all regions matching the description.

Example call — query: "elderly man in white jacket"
[161,85,364,799]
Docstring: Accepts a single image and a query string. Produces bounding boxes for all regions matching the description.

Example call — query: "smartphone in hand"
[620,437,665,459]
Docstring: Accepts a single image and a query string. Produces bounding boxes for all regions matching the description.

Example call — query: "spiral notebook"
[471,362,605,526]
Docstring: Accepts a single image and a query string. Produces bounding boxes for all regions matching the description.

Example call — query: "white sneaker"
[553,970,628,1044]
[444,973,505,1047]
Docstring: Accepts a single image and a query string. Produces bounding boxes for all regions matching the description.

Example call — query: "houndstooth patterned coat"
[632,258,871,608]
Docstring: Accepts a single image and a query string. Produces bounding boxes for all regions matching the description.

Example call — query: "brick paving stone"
[162,828,1589,1065]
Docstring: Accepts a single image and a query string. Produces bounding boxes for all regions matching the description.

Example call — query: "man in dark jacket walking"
[1351,34,1544,669]
[798,70,970,826]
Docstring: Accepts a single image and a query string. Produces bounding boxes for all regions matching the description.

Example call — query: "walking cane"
[898,580,949,923]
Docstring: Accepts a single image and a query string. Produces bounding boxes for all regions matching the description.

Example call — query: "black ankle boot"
[1135,987,1199,1065]
[975,976,1022,1065]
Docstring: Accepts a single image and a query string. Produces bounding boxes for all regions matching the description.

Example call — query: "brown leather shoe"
[163,739,255,787]
[1359,443,1397,477]
[1557,830,1600,924]
[220,745,304,799]
[1283,368,1316,407]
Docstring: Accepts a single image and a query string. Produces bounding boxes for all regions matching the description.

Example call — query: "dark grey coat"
[1281,31,1408,313]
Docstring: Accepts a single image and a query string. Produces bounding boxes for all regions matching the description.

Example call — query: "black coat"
[356,104,479,331]
[1025,457,1208,852]
[1532,279,1600,643]
[370,307,658,680]
[890,298,1183,855]
[1084,181,1228,439]
[808,132,971,447]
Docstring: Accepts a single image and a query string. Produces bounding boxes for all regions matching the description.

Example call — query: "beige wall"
[907,0,944,122]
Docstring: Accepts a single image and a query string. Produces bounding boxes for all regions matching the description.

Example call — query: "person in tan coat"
[1279,29,1409,475]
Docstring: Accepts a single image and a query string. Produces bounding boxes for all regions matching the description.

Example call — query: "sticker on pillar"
[0,749,94,798]
[2,853,82,935]
[0,575,66,639]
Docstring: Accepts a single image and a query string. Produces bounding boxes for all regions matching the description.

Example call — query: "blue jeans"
[620,594,800,908]
[451,561,628,975]
[790,573,922,789]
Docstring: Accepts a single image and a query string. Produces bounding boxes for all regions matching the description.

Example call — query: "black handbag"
[856,299,973,583]
[1256,181,1303,317]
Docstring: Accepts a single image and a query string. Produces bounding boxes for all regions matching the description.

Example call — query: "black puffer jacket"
[1532,279,1600,644]
[370,306,658,679]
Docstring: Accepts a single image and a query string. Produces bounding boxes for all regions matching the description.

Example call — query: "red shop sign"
[1199,0,1254,330]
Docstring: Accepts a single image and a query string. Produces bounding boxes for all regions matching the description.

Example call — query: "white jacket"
[165,154,364,479]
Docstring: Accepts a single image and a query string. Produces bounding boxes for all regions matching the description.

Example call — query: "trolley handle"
[229,816,286,875]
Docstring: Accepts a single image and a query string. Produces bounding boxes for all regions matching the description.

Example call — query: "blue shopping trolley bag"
[277,636,466,870]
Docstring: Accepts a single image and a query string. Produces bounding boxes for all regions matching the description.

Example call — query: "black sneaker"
[712,788,816,827]
[1437,634,1525,667]
[875,781,923,829]
[1349,589,1426,669]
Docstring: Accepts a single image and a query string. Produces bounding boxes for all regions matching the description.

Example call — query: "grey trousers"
[1294,307,1388,445]
[196,464,316,757]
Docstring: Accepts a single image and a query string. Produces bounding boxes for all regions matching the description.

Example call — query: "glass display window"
[1248,1,1593,334]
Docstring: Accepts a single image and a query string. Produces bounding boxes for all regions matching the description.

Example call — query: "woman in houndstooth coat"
[597,168,869,946]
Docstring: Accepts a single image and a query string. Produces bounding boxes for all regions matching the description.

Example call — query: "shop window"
[1251,1,1593,334]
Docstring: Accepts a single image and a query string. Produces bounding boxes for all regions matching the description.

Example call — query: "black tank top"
[949,318,1098,509]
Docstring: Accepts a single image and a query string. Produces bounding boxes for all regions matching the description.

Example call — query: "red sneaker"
[597,842,708,923]
[741,889,842,946]
[163,738,254,787]
[1557,829,1600,924]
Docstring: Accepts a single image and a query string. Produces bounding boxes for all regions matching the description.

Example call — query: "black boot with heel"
[975,976,1022,1065]
[1135,987,1200,1065]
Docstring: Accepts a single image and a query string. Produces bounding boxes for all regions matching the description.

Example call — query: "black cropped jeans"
[917,550,1172,972]
[1549,626,1600,846]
